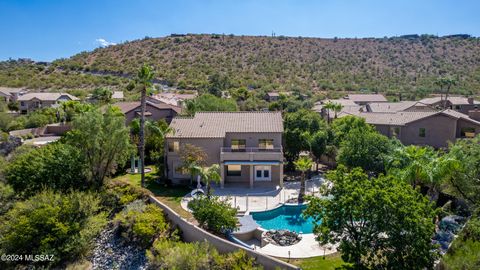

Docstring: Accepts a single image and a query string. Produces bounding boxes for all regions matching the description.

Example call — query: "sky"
[0,0,479,61]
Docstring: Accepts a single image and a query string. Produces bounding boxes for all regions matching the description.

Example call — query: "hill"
[2,34,480,98]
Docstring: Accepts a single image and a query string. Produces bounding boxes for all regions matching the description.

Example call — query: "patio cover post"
[279,162,284,188]
[220,162,225,189]
[249,164,254,188]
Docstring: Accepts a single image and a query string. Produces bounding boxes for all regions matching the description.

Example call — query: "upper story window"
[168,141,180,152]
[259,139,274,149]
[231,139,246,151]
[20,101,25,106]
[419,128,426,138]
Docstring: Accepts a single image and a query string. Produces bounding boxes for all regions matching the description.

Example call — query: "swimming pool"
[251,204,316,234]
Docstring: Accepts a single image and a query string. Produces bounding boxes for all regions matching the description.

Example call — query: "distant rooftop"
[113,100,182,114]
[17,92,79,101]
[419,96,480,105]
[346,94,387,102]
[367,101,433,112]
[167,111,283,138]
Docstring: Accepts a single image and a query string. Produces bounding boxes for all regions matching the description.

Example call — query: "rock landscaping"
[263,229,302,246]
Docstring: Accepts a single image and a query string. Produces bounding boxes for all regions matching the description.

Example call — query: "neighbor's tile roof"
[17,92,79,101]
[419,96,480,105]
[267,92,280,97]
[113,101,182,114]
[367,101,435,112]
[346,109,480,126]
[167,112,283,138]
[112,91,124,99]
[346,94,387,102]
[0,87,25,95]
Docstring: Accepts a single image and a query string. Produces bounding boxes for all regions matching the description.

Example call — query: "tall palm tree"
[387,145,434,188]
[135,65,155,188]
[323,102,334,123]
[435,76,457,109]
[294,156,313,203]
[332,102,343,119]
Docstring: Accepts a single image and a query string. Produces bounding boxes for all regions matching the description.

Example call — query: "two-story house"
[17,92,79,113]
[165,112,284,188]
[113,100,182,124]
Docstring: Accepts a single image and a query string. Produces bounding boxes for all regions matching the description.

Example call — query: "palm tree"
[323,102,334,123]
[435,76,458,109]
[191,164,221,198]
[294,156,313,203]
[135,65,155,188]
[387,145,434,188]
[332,102,343,119]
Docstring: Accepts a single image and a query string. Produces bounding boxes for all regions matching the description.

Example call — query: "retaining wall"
[149,196,299,270]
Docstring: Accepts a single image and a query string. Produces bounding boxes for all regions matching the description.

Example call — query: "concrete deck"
[256,234,337,259]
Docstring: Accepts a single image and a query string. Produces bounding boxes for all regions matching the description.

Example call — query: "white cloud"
[95,38,116,47]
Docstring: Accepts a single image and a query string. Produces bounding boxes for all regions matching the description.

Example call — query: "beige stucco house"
[165,112,284,188]
[18,92,79,113]
[113,100,182,124]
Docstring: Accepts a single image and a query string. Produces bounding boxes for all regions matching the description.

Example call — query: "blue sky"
[1,0,479,61]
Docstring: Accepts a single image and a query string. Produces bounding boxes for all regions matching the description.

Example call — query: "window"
[259,139,274,150]
[227,165,241,176]
[168,141,179,152]
[455,105,461,110]
[461,127,476,138]
[231,139,246,151]
[419,128,426,138]
[20,101,25,106]
[390,127,400,137]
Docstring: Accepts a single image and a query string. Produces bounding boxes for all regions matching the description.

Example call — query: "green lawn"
[112,168,193,220]
[285,253,348,270]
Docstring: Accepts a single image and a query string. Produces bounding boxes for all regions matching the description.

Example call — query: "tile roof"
[267,92,280,97]
[17,92,79,101]
[167,111,283,138]
[345,109,480,126]
[419,96,480,105]
[0,87,25,95]
[112,91,124,99]
[113,100,182,114]
[346,94,387,102]
[367,101,435,112]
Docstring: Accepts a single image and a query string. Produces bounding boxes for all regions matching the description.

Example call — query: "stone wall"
[148,196,299,270]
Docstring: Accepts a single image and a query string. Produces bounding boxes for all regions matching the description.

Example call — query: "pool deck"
[180,176,338,258]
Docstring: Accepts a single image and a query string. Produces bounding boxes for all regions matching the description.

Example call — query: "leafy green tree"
[294,156,313,202]
[443,136,480,207]
[91,87,113,103]
[337,128,393,174]
[65,106,133,187]
[4,143,87,197]
[188,195,237,234]
[304,166,438,269]
[283,109,327,164]
[135,64,155,188]
[185,94,238,115]
[205,72,232,97]
[0,190,107,268]
[331,115,375,146]
[179,143,208,185]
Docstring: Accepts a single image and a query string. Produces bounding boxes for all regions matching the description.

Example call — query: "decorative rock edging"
[263,230,302,246]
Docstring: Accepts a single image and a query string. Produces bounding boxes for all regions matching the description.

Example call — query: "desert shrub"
[147,239,262,270]
[102,179,152,213]
[188,195,237,234]
[0,182,15,215]
[4,143,87,197]
[0,190,107,268]
[114,200,169,248]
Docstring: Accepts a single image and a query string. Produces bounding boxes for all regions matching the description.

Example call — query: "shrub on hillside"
[4,143,88,197]
[187,195,237,234]
[0,190,107,268]
[102,179,152,213]
[114,200,169,249]
[147,239,262,270]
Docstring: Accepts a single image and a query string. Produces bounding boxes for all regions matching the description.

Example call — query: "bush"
[0,182,15,215]
[0,190,107,268]
[4,143,87,197]
[114,200,169,248]
[147,239,262,270]
[188,196,237,234]
[102,179,152,213]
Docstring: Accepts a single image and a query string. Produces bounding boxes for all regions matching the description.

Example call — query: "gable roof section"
[419,96,480,105]
[17,92,79,101]
[167,112,283,138]
[348,109,480,127]
[346,94,387,102]
[113,101,182,114]
[367,101,435,112]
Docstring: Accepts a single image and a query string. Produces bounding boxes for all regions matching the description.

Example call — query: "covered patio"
[219,160,284,189]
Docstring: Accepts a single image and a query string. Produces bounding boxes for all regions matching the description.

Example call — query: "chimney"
[468,97,474,104]
[468,109,480,121]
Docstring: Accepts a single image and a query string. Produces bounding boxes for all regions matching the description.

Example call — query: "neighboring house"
[151,91,197,107]
[113,100,182,124]
[418,96,480,115]
[264,92,280,102]
[112,91,124,101]
[342,109,480,148]
[345,94,388,105]
[366,101,436,113]
[165,112,284,188]
[314,99,362,119]
[0,87,27,102]
[18,92,79,113]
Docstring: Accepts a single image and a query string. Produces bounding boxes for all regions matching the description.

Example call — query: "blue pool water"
[251,204,316,234]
